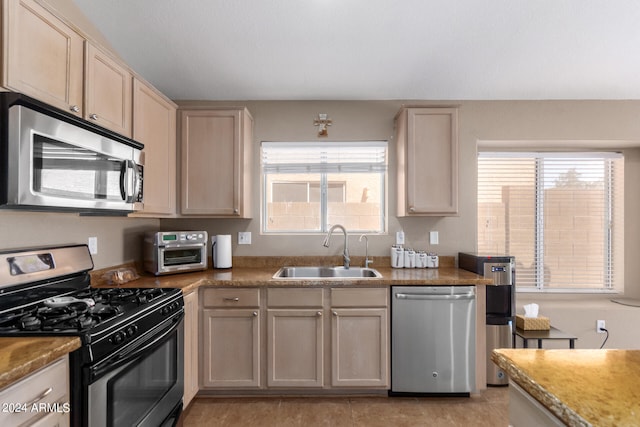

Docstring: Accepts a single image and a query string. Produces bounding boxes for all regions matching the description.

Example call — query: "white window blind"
[261,141,387,174]
[477,152,624,292]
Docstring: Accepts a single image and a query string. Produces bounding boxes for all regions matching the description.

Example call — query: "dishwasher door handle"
[395,293,475,301]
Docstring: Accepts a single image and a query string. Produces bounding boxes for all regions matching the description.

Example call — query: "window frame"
[260,141,388,235]
[477,151,623,294]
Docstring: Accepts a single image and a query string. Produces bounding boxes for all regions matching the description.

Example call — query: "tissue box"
[516,314,550,330]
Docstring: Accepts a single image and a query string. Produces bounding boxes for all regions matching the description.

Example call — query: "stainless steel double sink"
[272,266,382,279]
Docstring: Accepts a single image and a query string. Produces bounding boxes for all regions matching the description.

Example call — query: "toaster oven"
[144,231,208,275]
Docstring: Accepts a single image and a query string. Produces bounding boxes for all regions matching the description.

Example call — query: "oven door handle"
[91,312,184,381]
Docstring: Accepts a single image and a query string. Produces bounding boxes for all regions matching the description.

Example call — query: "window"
[477,152,624,292]
[261,141,387,233]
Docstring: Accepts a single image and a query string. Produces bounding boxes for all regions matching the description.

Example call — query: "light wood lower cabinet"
[183,290,199,408]
[330,288,389,388]
[198,286,389,392]
[331,308,388,387]
[0,355,70,427]
[201,289,261,388]
[267,309,324,387]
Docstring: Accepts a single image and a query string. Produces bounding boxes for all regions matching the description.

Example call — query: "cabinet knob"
[70,105,80,113]
[332,311,338,316]
[233,208,239,214]
[223,297,240,302]
[89,113,99,120]
[317,311,323,317]
[409,206,415,212]
[253,311,258,317]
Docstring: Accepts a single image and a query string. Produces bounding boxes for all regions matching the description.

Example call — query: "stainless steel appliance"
[390,286,476,395]
[0,93,144,213]
[458,252,515,386]
[0,245,184,427]
[144,231,208,275]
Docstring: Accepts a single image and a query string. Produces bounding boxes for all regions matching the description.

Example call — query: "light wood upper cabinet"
[183,290,199,407]
[132,78,176,216]
[2,0,84,116]
[179,108,253,217]
[84,43,133,137]
[396,107,459,216]
[200,288,261,389]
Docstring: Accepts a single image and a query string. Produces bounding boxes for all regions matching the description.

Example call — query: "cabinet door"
[85,43,132,137]
[179,109,252,217]
[0,356,69,426]
[201,308,261,388]
[3,0,83,116]
[132,78,176,216]
[331,308,389,387]
[183,291,198,407]
[397,107,458,215]
[267,309,324,387]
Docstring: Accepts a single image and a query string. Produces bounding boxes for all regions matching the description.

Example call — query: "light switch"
[396,231,405,245]
[88,237,98,254]
[429,231,439,245]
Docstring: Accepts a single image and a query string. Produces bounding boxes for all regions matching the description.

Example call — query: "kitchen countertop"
[0,258,489,391]
[492,348,640,427]
[0,337,81,390]
[93,263,492,293]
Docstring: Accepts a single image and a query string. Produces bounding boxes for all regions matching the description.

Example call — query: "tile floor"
[181,387,509,426]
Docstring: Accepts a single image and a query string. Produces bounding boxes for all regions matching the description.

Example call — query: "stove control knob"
[111,331,126,345]
[126,325,138,338]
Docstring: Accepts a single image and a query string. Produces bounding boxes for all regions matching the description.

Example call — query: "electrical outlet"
[396,231,405,245]
[238,231,251,245]
[597,320,606,333]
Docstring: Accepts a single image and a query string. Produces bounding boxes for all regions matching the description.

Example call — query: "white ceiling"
[71,0,640,101]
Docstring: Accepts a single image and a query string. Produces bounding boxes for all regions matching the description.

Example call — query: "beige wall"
[5,1,640,348]
[0,212,158,269]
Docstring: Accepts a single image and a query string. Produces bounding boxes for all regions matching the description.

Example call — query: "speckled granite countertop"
[0,257,489,390]
[492,348,640,427]
[91,255,491,292]
[0,337,81,389]
[94,264,491,294]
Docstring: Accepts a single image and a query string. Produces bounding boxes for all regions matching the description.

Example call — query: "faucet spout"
[359,234,373,268]
[323,224,350,269]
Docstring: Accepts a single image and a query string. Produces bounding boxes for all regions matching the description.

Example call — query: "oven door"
[87,314,184,427]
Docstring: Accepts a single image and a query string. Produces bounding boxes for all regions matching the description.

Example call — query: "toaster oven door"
[158,244,207,273]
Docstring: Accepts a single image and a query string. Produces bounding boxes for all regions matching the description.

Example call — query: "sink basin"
[272,266,382,279]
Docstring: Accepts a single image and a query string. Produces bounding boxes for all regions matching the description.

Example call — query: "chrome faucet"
[359,234,373,268]
[323,224,350,269]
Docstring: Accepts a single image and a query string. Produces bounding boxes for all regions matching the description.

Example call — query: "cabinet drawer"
[331,288,388,307]
[202,288,260,308]
[0,356,69,427]
[267,288,323,307]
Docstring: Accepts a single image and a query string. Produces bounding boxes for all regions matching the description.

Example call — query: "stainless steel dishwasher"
[391,286,476,395]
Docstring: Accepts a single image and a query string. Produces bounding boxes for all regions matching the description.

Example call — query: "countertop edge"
[491,350,590,427]
[0,337,82,390]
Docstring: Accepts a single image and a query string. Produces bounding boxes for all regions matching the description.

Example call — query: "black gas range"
[0,244,184,427]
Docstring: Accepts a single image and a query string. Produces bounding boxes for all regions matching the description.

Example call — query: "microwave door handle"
[119,160,137,203]
[119,161,128,201]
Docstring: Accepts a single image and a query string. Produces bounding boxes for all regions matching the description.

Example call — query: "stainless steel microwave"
[0,93,143,213]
